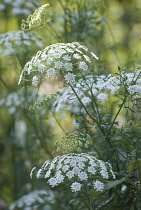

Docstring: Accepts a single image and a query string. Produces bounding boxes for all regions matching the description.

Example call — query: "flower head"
[21,4,51,31]
[71,182,82,192]
[33,153,115,194]
[18,42,98,86]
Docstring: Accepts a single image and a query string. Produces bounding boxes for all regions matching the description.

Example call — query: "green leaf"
[104,177,127,190]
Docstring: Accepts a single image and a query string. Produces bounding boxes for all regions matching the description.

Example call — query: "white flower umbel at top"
[31,153,115,194]
[21,4,51,31]
[18,42,98,86]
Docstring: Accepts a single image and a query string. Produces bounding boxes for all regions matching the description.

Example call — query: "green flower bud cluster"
[55,131,91,154]
[21,4,51,31]
[30,92,60,110]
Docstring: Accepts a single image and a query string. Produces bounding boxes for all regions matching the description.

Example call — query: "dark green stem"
[69,83,105,136]
[108,95,127,135]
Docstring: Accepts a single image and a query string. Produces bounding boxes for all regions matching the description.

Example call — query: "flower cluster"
[21,4,51,31]
[0,31,43,56]
[54,70,141,116]
[120,70,141,96]
[54,131,91,154]
[9,190,55,210]
[0,0,41,16]
[18,42,98,86]
[32,153,115,193]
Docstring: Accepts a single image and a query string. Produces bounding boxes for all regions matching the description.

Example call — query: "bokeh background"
[0,0,141,209]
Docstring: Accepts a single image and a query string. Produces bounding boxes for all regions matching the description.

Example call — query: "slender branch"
[108,95,127,135]
[78,192,91,210]
[44,26,60,42]
[136,150,141,188]
[69,83,105,136]
[24,110,53,158]
[50,110,66,133]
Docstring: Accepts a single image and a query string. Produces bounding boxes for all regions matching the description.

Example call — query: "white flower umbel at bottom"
[32,153,115,193]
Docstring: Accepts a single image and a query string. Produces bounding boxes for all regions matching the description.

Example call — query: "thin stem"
[136,150,141,188]
[50,110,66,133]
[106,22,122,66]
[44,26,60,42]
[126,180,141,193]
[69,83,105,136]
[108,95,127,135]
[78,192,91,210]
[24,110,53,158]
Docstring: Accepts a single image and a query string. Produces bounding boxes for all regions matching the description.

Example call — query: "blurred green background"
[0,0,141,209]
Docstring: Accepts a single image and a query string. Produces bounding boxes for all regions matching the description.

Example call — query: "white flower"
[36,169,42,178]
[70,159,77,167]
[38,64,45,73]
[62,165,69,172]
[78,172,88,181]
[52,52,62,59]
[55,61,63,69]
[97,93,108,103]
[30,167,36,179]
[81,96,91,105]
[48,177,58,187]
[72,166,81,175]
[46,57,53,65]
[27,65,32,75]
[77,161,85,169]
[73,53,81,59]
[64,62,73,71]
[45,170,51,178]
[63,55,71,61]
[83,54,91,62]
[32,76,38,86]
[100,169,109,179]
[46,68,55,77]
[56,173,64,184]
[64,73,75,83]
[94,180,104,192]
[79,61,88,71]
[71,182,82,192]
[66,170,75,179]
[91,52,99,60]
[56,163,62,170]
[87,166,96,175]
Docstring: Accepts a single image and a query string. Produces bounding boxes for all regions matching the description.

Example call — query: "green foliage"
[1,0,141,210]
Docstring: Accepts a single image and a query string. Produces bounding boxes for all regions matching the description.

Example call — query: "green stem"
[136,150,141,188]
[44,26,60,42]
[24,110,53,158]
[78,192,91,210]
[69,83,105,136]
[108,95,127,135]
[50,110,66,133]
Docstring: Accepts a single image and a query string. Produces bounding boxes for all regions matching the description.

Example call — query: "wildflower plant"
[2,1,141,210]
